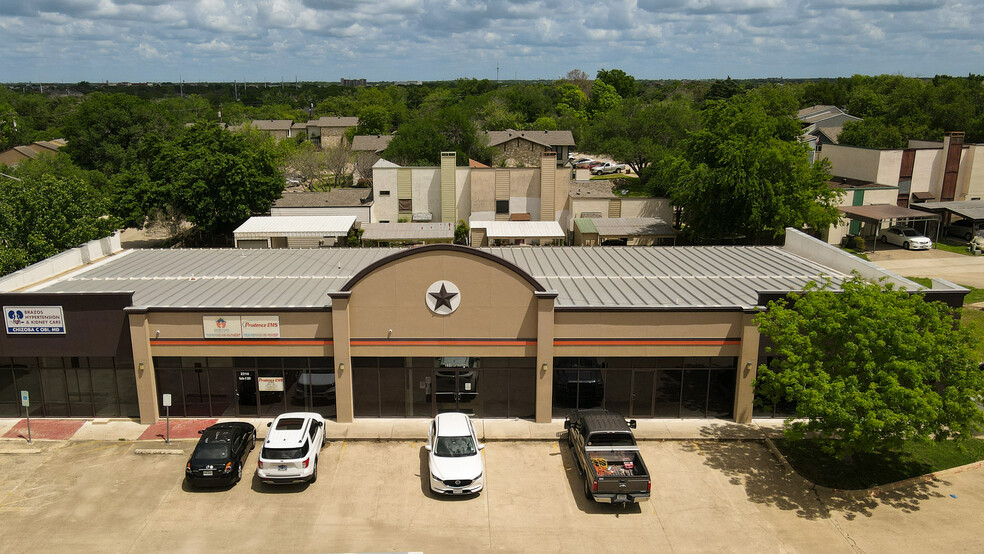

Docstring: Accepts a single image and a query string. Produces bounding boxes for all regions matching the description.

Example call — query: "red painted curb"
[138,419,218,441]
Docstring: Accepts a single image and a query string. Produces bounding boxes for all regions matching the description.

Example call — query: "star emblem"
[429,283,458,311]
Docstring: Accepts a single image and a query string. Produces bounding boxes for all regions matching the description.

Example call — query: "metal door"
[631,370,655,417]
[236,370,258,416]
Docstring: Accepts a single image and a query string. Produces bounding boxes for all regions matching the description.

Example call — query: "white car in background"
[257,412,325,484]
[878,226,932,250]
[425,412,485,495]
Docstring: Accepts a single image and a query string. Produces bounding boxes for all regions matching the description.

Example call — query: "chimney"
[540,152,557,221]
[441,152,456,222]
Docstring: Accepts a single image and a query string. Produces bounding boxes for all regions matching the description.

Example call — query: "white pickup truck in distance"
[590,162,627,175]
[565,409,650,505]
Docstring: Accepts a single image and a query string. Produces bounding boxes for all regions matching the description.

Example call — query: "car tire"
[903,241,910,250]
[309,459,318,483]
[235,462,243,483]
[251,432,256,452]
[583,476,593,500]
[880,235,887,244]
[966,233,974,241]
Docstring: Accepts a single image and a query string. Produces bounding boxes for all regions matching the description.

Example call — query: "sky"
[1,0,982,83]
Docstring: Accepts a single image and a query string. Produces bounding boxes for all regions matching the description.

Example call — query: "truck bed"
[589,453,646,478]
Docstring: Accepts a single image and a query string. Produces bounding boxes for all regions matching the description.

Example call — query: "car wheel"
[903,241,910,250]
[251,432,257,451]
[966,233,974,241]
[309,459,318,483]
[235,462,243,483]
[880,235,887,244]
[583,477,593,500]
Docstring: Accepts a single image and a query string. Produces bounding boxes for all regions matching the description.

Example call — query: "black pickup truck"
[565,409,650,505]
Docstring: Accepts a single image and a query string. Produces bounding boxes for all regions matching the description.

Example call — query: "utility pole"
[179,74,183,97]
[234,80,238,101]
[496,63,499,82]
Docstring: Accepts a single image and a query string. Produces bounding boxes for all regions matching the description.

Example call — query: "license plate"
[202,470,213,476]
[452,489,462,494]
[278,465,287,471]
[615,494,628,503]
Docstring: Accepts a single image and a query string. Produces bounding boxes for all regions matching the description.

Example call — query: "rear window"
[275,418,306,431]
[588,432,636,447]
[194,444,230,459]
[262,441,310,460]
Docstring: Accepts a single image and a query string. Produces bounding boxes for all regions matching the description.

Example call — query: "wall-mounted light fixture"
[138,362,145,375]
[541,363,548,375]
[338,362,345,374]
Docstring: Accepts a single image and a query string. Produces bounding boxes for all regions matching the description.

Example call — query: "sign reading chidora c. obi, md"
[203,315,281,339]
[4,306,66,334]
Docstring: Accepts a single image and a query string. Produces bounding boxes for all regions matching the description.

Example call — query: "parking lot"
[1,439,983,553]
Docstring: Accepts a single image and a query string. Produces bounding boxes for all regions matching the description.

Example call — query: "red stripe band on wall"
[351,339,537,346]
[151,339,332,346]
[555,339,740,346]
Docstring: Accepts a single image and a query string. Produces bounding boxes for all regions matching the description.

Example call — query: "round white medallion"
[425,280,461,315]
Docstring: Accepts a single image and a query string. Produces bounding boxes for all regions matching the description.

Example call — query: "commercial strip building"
[0,231,967,424]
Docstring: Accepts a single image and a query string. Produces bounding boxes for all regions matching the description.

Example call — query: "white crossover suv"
[257,412,326,484]
[426,412,485,495]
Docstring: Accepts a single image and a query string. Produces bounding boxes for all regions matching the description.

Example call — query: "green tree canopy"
[587,80,622,116]
[383,104,494,166]
[754,275,984,459]
[0,173,120,275]
[663,93,841,241]
[114,122,284,240]
[355,105,391,135]
[596,68,637,98]
[588,97,697,177]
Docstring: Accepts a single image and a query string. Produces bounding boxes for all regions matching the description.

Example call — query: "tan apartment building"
[486,130,575,166]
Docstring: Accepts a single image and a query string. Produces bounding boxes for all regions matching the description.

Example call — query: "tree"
[754,275,984,460]
[587,80,621,116]
[353,151,379,186]
[664,93,842,241]
[384,104,494,166]
[563,69,592,96]
[283,143,327,187]
[596,68,636,98]
[355,105,391,135]
[324,140,352,188]
[454,220,469,245]
[588,97,698,176]
[0,174,120,276]
[119,122,283,240]
[837,119,906,149]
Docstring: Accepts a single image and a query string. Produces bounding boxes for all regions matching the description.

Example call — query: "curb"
[0,448,43,454]
[763,437,984,497]
[134,448,186,455]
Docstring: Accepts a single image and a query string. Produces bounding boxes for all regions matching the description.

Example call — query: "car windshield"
[262,441,309,460]
[901,229,921,236]
[194,444,231,460]
[434,436,477,457]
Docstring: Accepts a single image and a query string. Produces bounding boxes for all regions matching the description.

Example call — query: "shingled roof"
[486,129,575,148]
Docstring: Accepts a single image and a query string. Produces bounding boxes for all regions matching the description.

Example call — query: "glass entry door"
[236,370,258,416]
[433,369,480,416]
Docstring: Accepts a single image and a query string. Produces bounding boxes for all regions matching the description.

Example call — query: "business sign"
[203,315,281,339]
[203,316,243,338]
[4,306,66,334]
[258,377,284,392]
[242,316,281,338]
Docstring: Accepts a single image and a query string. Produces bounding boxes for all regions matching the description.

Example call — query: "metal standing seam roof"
[26,246,850,310]
[471,221,566,239]
[361,223,454,241]
[233,216,357,238]
[839,205,941,224]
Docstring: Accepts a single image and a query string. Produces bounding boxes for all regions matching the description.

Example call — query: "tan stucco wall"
[820,145,885,183]
[346,251,539,349]
[470,169,495,216]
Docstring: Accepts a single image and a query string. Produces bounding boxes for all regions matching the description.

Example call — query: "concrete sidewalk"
[0,416,785,445]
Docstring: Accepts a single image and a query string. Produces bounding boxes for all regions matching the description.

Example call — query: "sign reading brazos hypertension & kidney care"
[4,306,66,334]
[203,315,280,339]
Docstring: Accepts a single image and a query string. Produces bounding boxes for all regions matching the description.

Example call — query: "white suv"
[426,412,485,495]
[257,412,326,484]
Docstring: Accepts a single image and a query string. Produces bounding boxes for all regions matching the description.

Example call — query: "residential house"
[351,134,394,154]
[246,120,295,141]
[0,139,66,167]
[306,117,359,149]
[486,130,575,166]
[797,105,861,163]
[233,215,357,248]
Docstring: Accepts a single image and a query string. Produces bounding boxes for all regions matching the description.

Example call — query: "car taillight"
[592,481,598,492]
[302,458,310,468]
[257,460,263,470]
[185,462,191,472]
[223,462,233,474]
[647,480,652,492]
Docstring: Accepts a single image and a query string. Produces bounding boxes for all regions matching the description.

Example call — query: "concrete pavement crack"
[810,485,863,554]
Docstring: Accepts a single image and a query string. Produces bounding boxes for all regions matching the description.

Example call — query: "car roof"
[434,412,472,436]
[265,413,322,448]
[573,409,632,434]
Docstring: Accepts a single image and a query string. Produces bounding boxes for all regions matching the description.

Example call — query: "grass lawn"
[775,438,984,489]
[935,240,974,255]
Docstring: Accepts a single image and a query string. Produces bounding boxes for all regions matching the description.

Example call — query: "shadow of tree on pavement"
[688,437,948,521]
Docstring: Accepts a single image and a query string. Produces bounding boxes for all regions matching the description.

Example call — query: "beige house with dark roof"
[307,116,359,149]
[351,134,394,154]
[247,120,295,140]
[486,130,575,166]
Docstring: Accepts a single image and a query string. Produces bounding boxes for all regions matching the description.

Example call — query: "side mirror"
[627,420,637,429]
[478,443,485,450]
[197,430,204,435]
[267,422,272,428]
[563,419,571,430]
[424,444,432,451]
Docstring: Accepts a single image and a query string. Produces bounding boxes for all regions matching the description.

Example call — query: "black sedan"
[185,422,257,487]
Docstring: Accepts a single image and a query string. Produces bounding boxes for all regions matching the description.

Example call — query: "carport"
[910,201,984,240]
[838,204,942,251]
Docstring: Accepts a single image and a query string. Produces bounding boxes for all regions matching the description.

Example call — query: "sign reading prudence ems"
[203,315,281,339]
[4,306,66,334]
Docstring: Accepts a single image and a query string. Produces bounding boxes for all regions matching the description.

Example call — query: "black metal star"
[429,283,458,311]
